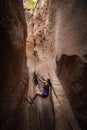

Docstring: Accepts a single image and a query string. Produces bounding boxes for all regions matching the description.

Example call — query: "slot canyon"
[0,0,87,130]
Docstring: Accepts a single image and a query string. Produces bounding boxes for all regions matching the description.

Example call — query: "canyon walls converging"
[0,0,87,129]
[26,0,87,129]
[0,0,28,130]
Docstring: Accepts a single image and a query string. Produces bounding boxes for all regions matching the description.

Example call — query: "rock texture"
[25,9,35,72]
[57,55,87,129]
[0,1,28,130]
[25,2,55,130]
[26,0,87,129]
[49,0,87,129]
[34,0,55,60]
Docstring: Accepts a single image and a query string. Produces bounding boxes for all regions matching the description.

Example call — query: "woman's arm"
[38,77,46,84]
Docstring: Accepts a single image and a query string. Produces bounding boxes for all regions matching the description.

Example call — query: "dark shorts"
[42,93,48,98]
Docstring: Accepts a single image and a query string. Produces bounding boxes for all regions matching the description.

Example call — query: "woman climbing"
[26,78,51,105]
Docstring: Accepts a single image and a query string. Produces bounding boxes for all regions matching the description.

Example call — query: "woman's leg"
[26,92,43,104]
[32,92,42,103]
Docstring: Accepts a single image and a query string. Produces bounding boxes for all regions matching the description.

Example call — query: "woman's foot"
[25,96,33,105]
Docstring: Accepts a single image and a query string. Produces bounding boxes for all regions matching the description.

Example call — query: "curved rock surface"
[26,0,87,130]
[0,1,28,130]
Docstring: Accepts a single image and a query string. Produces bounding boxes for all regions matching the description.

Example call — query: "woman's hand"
[38,76,46,83]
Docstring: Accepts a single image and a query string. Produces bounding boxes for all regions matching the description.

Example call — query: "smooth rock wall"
[48,0,87,129]
[0,0,28,130]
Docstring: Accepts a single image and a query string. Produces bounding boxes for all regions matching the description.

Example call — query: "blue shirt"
[43,85,49,95]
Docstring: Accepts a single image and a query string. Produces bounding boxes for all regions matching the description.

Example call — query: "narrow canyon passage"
[0,0,87,130]
[25,0,87,130]
[26,55,81,130]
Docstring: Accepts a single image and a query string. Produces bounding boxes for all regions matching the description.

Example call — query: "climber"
[26,78,51,105]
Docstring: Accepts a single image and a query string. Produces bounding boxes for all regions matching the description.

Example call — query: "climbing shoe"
[26,96,33,105]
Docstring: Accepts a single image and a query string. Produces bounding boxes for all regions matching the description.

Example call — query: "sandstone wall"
[50,0,87,58]
[33,0,87,129]
[34,0,55,59]
[0,1,28,130]
[48,0,87,129]
[25,0,87,129]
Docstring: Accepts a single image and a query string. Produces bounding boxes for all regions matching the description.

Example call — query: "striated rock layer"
[31,0,87,129]
[49,0,87,129]
[25,0,87,129]
[0,0,28,130]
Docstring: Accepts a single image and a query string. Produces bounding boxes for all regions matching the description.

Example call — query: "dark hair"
[47,79,52,86]
[34,73,38,85]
